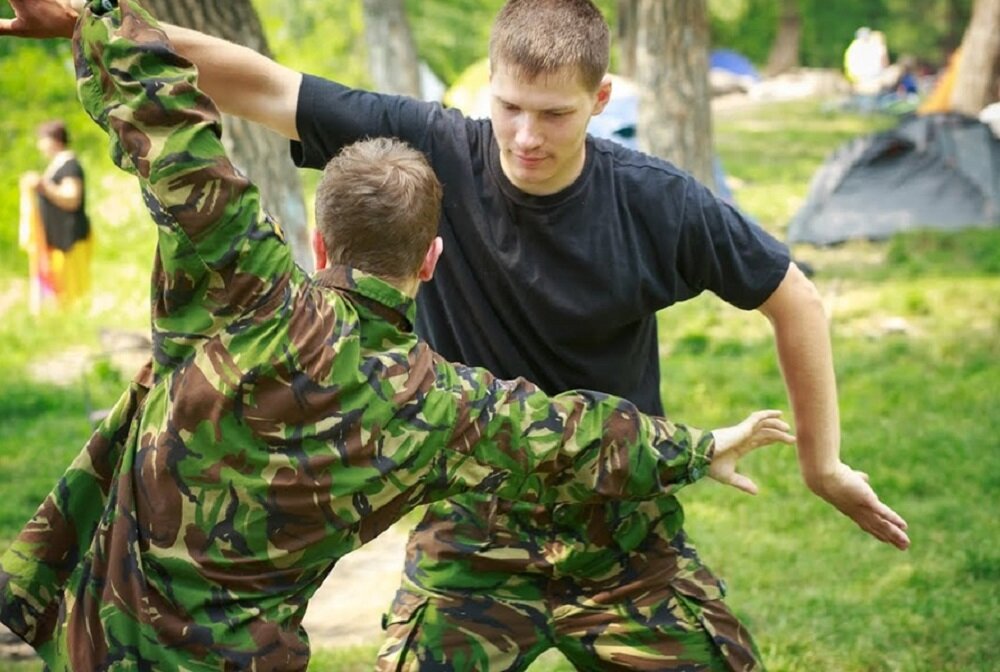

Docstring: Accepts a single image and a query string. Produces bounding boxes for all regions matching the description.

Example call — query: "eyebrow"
[494,95,574,114]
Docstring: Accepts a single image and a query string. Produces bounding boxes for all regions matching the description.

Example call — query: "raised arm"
[759,262,910,550]
[160,24,302,140]
[73,0,294,371]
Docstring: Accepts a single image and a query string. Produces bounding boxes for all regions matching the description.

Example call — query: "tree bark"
[765,0,801,76]
[950,0,1000,114]
[361,0,422,97]
[617,0,639,79]
[143,0,312,271]
[634,0,715,191]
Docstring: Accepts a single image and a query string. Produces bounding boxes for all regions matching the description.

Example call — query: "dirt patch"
[301,525,408,648]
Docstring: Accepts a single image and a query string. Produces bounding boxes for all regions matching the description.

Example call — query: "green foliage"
[710,0,973,69]
[710,0,777,65]
[256,0,369,86]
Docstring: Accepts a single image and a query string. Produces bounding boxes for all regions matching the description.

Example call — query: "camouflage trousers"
[375,531,763,672]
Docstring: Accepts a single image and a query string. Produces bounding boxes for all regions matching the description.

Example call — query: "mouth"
[513,153,546,167]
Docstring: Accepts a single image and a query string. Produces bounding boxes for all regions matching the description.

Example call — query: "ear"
[417,236,444,282]
[592,75,612,116]
[312,229,328,271]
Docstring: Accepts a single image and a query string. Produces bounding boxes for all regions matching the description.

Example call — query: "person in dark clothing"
[19,119,91,311]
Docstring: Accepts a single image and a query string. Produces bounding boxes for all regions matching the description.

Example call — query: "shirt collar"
[313,264,417,331]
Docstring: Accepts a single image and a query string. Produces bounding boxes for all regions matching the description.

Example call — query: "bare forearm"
[761,264,841,488]
[761,264,910,549]
[161,23,302,139]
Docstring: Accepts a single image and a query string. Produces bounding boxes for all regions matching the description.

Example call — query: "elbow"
[760,262,828,326]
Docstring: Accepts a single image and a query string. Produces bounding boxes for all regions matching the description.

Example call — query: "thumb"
[725,472,759,496]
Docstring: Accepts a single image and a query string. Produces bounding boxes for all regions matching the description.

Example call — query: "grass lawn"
[0,100,997,671]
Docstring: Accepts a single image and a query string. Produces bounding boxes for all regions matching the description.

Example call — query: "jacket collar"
[313,264,416,332]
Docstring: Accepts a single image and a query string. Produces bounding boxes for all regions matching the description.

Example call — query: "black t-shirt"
[38,157,90,252]
[292,75,790,415]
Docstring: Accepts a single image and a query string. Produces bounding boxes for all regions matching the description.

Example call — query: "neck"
[391,276,420,298]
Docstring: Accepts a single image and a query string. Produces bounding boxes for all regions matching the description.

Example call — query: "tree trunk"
[634,0,715,191]
[617,0,639,79]
[765,0,801,76]
[143,0,312,271]
[361,0,422,97]
[950,0,1000,114]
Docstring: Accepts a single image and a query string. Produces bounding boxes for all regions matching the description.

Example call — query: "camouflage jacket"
[0,1,714,670]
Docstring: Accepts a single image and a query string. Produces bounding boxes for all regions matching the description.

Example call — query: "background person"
[19,119,91,312]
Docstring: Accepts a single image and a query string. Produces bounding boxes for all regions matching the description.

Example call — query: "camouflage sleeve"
[0,370,149,649]
[412,346,714,504]
[73,0,295,373]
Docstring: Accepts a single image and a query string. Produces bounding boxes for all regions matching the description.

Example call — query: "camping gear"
[787,113,1000,245]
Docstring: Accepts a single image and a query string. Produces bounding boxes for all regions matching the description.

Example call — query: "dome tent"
[787,113,1000,246]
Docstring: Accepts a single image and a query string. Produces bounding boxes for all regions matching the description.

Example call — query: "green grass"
[1,100,998,671]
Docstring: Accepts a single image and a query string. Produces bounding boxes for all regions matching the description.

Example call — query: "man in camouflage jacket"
[0,1,793,670]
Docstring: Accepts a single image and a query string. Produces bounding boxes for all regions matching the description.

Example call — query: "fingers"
[849,490,910,550]
[859,513,910,550]
[725,472,759,496]
[743,416,795,453]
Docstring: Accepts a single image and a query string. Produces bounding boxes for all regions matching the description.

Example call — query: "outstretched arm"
[759,262,910,550]
[402,344,792,506]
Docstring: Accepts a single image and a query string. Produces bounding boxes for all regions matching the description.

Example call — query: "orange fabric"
[918,47,962,115]
[18,179,92,313]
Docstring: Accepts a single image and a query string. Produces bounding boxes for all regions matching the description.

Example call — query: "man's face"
[490,63,610,196]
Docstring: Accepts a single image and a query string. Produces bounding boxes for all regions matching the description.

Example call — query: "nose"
[514,115,542,150]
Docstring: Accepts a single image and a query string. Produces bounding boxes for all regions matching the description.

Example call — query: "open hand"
[709,410,795,495]
[0,0,79,39]
[811,463,910,550]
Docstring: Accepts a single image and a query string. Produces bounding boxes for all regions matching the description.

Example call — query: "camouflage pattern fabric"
[0,1,719,669]
[378,524,761,671]
[379,493,765,670]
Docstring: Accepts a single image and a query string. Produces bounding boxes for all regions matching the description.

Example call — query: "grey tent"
[787,113,1000,245]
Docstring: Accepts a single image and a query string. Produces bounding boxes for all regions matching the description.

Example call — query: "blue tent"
[710,49,761,81]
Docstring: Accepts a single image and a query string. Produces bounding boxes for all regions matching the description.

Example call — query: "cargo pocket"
[671,562,763,672]
[375,589,431,672]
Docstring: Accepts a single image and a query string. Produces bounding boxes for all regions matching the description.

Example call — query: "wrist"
[802,462,845,494]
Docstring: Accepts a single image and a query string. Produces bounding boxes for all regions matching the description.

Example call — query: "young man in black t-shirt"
[6,1,910,670]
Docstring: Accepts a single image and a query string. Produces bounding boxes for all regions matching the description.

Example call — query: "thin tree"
[765,0,801,76]
[617,0,639,79]
[143,0,312,271]
[949,0,1000,115]
[362,0,422,97]
[631,0,715,190]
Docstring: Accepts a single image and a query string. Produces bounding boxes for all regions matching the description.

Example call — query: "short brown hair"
[489,0,610,91]
[315,137,441,282]
[37,120,69,146]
